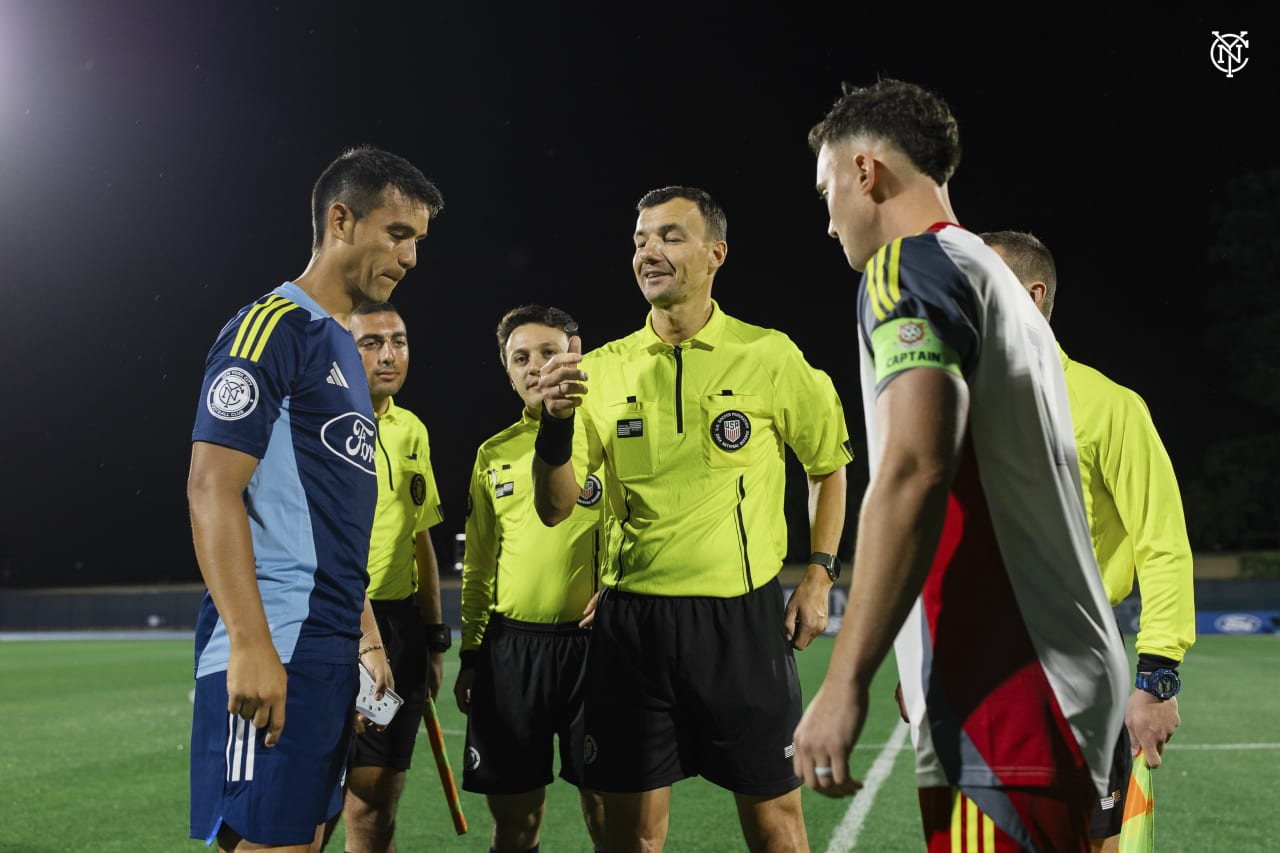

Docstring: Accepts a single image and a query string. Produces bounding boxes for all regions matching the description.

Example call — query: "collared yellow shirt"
[573,301,852,597]
[366,397,443,601]
[461,410,612,652]
[1062,346,1195,661]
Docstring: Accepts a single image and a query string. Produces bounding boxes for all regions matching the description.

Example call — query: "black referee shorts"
[581,577,802,796]
[462,614,592,795]
[348,595,429,771]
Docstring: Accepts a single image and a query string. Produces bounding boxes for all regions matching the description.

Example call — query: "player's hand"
[355,648,395,733]
[453,667,475,715]
[784,565,832,650]
[792,679,867,798]
[1126,689,1180,768]
[226,642,288,747]
[427,651,444,701]
[533,335,587,419]
[579,590,601,629]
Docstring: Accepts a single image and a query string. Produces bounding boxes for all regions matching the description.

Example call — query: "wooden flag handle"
[423,696,468,835]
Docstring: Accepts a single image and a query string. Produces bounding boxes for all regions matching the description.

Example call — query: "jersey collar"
[378,396,401,422]
[639,298,726,353]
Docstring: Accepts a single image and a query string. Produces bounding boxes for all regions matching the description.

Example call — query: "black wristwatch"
[809,551,841,583]
[1134,667,1181,700]
[426,623,452,653]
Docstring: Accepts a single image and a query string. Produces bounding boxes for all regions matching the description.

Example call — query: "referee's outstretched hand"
[536,335,587,419]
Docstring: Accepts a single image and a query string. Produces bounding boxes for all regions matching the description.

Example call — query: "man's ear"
[325,201,355,245]
[854,151,876,196]
[707,239,727,273]
[1026,280,1048,309]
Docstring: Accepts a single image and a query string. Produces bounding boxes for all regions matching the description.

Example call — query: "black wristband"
[1137,653,1179,673]
[534,404,575,466]
[459,649,479,670]
[425,623,452,653]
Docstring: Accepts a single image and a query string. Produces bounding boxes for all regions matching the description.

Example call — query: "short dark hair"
[980,230,1058,320]
[808,79,961,186]
[495,305,580,366]
[353,300,402,320]
[636,186,727,242]
[310,146,445,249]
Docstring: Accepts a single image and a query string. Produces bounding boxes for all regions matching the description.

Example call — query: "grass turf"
[0,634,1275,852]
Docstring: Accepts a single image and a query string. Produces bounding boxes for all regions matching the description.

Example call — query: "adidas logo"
[326,362,349,388]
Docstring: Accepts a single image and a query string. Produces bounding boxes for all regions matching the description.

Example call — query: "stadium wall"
[2,554,1278,635]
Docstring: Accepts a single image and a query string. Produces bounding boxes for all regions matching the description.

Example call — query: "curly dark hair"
[808,79,961,186]
[495,305,580,366]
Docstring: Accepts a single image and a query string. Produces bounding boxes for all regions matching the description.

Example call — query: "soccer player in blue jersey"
[187,146,444,852]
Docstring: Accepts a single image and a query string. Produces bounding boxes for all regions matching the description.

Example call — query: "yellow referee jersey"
[366,397,444,601]
[1062,346,1195,662]
[573,301,852,597]
[461,411,611,652]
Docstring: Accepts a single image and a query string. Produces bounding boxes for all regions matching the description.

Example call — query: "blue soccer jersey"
[191,281,378,677]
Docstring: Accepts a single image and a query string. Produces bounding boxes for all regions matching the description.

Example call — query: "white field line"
[825,721,910,853]
[821,731,1277,853]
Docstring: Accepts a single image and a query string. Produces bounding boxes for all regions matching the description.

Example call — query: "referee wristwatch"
[809,551,841,583]
[426,623,452,654]
[1134,667,1181,700]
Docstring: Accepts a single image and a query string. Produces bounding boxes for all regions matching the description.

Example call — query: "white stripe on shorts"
[226,715,255,782]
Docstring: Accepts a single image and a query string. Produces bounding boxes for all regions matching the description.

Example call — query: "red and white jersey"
[857,223,1127,796]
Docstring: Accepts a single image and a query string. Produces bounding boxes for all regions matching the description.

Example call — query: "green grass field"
[1,634,1276,852]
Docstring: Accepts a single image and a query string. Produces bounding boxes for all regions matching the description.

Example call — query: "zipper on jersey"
[673,345,684,434]
[735,474,753,591]
[376,423,394,490]
[592,529,601,594]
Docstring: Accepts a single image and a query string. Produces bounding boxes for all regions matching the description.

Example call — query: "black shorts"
[582,578,802,796]
[1090,724,1132,839]
[462,614,591,795]
[348,596,429,771]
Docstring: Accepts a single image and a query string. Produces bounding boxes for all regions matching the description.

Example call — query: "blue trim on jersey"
[192,282,376,678]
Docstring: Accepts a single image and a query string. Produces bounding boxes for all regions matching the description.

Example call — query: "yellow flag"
[1118,749,1154,853]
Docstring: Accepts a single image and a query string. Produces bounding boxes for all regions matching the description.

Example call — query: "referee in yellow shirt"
[983,231,1195,852]
[328,301,451,852]
[453,305,609,853]
[533,186,853,852]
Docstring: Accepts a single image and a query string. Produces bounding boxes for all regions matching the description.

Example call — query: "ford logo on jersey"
[321,412,378,474]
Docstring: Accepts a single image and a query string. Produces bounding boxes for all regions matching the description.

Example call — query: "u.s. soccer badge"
[710,410,751,451]
[577,473,603,507]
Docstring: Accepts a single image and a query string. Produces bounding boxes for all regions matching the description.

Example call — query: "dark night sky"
[0,3,1270,587]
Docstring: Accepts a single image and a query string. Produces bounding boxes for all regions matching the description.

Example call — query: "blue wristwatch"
[1135,668,1181,700]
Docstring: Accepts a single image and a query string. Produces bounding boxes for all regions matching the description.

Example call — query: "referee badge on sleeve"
[410,473,426,506]
[577,474,603,507]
